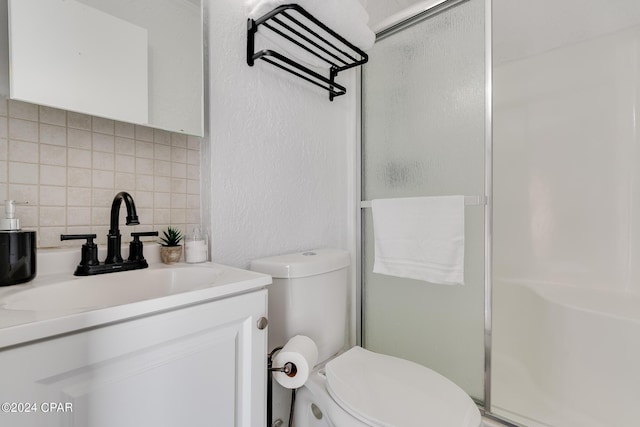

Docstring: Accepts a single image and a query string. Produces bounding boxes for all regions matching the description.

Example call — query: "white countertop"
[0,245,271,349]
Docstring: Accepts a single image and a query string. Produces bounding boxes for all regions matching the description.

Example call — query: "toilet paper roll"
[273,335,319,389]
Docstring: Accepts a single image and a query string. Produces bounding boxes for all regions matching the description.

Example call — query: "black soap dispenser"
[0,200,36,286]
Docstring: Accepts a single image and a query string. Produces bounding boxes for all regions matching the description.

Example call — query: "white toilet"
[251,248,481,427]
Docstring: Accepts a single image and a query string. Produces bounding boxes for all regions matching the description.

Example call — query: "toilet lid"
[325,347,480,427]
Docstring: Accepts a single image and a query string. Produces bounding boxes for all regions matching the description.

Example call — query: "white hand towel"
[247,0,375,69]
[371,196,465,285]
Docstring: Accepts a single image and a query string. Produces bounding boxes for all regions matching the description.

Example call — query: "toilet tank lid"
[250,248,350,278]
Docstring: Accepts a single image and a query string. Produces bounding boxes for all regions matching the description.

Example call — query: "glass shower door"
[361,0,487,401]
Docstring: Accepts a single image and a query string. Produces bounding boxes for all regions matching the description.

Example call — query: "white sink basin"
[0,266,222,312]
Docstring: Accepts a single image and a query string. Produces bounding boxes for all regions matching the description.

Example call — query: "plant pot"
[160,245,182,264]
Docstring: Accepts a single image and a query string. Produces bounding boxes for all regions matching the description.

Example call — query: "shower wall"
[493,14,640,427]
[494,23,640,294]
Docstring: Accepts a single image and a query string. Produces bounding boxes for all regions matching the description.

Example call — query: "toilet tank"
[250,248,350,364]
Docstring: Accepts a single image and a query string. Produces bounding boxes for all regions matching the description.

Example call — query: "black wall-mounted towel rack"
[247,4,369,101]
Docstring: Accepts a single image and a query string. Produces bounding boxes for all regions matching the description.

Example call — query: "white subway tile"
[186,194,200,209]
[67,167,92,187]
[17,205,38,227]
[115,154,135,173]
[135,191,153,208]
[91,207,110,226]
[39,185,66,206]
[171,208,186,224]
[186,208,201,224]
[187,149,200,165]
[2,101,201,247]
[0,98,8,116]
[136,174,154,191]
[92,170,114,189]
[171,178,186,194]
[93,133,115,153]
[115,172,135,190]
[153,129,171,145]
[40,206,66,226]
[135,125,154,142]
[39,227,66,248]
[91,188,114,208]
[67,207,91,226]
[9,118,39,142]
[153,209,170,224]
[9,100,38,121]
[68,148,91,168]
[154,143,171,160]
[39,106,66,126]
[172,162,187,179]
[0,117,8,138]
[115,121,135,138]
[171,147,187,163]
[92,151,114,171]
[9,140,38,163]
[187,135,201,151]
[67,112,92,130]
[8,184,38,204]
[40,144,66,166]
[187,179,199,195]
[40,165,67,186]
[67,128,92,149]
[154,175,171,191]
[171,193,186,209]
[173,133,188,148]
[136,140,154,159]
[187,164,200,180]
[67,187,92,206]
[154,160,171,177]
[154,192,171,209]
[136,158,154,175]
[9,162,38,184]
[39,123,66,146]
[115,137,136,155]
[92,117,114,135]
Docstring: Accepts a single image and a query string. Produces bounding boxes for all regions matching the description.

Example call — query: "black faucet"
[61,192,158,276]
[105,191,140,264]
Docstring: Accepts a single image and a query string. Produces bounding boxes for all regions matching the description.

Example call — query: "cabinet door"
[0,290,268,427]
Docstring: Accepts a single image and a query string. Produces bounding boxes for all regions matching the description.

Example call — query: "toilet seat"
[325,346,481,427]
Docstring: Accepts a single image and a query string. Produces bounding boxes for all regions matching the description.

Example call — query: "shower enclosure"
[359,0,640,426]
[360,0,489,405]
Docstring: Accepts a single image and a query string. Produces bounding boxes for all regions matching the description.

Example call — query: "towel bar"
[247,4,368,101]
[360,196,486,208]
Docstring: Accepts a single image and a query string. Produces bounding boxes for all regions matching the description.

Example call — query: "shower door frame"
[355,0,509,424]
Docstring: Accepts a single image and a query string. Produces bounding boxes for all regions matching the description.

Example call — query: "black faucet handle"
[131,231,159,240]
[61,233,97,243]
[60,234,99,267]
[128,231,158,262]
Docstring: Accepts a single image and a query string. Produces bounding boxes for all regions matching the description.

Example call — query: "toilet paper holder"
[269,357,297,378]
[267,346,297,427]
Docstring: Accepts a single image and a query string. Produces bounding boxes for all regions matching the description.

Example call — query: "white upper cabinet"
[3,0,203,136]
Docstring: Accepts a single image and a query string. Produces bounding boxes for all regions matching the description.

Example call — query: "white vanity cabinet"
[0,289,268,427]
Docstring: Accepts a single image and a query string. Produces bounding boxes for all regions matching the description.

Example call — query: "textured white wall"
[205,0,357,268]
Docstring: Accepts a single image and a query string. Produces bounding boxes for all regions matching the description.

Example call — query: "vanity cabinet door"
[0,289,268,427]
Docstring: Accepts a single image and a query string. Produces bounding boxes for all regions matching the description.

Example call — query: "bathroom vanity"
[0,250,270,427]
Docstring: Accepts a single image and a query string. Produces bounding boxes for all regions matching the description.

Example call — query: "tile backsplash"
[0,98,201,248]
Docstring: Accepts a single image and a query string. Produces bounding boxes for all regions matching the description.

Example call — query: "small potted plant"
[159,226,183,264]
